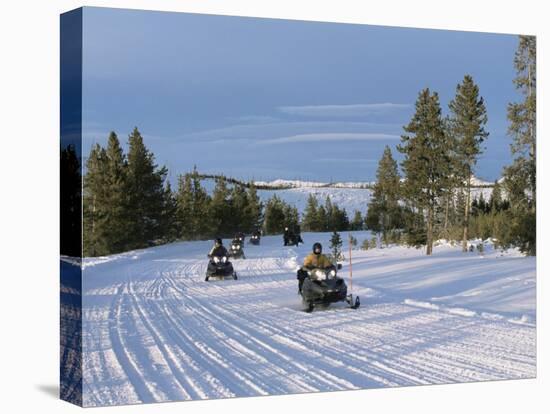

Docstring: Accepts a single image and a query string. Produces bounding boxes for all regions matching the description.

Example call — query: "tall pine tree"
[366,146,402,237]
[125,127,168,249]
[503,35,536,255]
[448,75,489,252]
[302,194,320,231]
[398,89,450,255]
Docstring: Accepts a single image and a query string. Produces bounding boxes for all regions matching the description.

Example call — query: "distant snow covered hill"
[258,186,373,214]
[257,177,495,215]
[254,179,372,189]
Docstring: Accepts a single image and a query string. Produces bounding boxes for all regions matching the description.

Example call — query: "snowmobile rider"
[283,227,291,246]
[208,238,228,258]
[297,242,333,293]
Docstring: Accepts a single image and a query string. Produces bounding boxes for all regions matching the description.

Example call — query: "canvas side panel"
[60,7,83,407]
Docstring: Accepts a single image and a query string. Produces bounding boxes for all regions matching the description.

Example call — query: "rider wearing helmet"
[297,243,334,293]
[208,238,228,258]
[303,242,333,269]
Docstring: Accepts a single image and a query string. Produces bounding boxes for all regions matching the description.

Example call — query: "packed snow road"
[74,232,536,406]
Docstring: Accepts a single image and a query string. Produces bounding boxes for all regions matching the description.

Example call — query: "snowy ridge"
[69,232,536,406]
[254,176,494,190]
[258,186,373,214]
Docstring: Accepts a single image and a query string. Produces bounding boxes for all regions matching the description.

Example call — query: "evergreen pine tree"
[350,210,364,231]
[302,194,320,231]
[324,196,334,230]
[317,205,328,232]
[366,146,402,237]
[126,127,168,249]
[448,75,489,251]
[190,167,211,239]
[489,180,503,212]
[329,231,344,262]
[83,144,107,256]
[331,206,350,231]
[160,181,178,242]
[398,88,450,255]
[210,177,231,237]
[283,204,300,230]
[229,184,249,234]
[263,195,286,234]
[503,35,536,255]
[244,182,263,233]
[176,173,193,239]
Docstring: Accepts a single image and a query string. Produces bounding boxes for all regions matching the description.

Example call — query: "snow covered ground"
[65,232,535,407]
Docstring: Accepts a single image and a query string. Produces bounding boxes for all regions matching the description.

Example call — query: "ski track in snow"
[76,233,536,407]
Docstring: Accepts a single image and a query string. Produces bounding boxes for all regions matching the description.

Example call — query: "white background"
[0,0,547,412]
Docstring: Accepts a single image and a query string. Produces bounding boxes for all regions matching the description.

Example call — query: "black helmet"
[215,238,223,245]
[313,242,322,255]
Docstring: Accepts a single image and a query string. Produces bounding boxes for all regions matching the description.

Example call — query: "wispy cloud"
[226,115,281,124]
[278,103,411,117]
[312,158,379,164]
[258,133,400,145]
[183,121,400,142]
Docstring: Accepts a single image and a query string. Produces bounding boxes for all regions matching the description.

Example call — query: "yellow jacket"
[303,253,333,269]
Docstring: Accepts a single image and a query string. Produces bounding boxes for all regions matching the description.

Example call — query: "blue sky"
[82,7,520,183]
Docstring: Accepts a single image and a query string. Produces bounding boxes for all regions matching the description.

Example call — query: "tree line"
[83,129,266,256]
[81,127,364,256]
[363,35,536,256]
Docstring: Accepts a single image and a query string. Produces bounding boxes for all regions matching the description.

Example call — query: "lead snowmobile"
[205,254,237,281]
[298,264,360,312]
[205,238,238,281]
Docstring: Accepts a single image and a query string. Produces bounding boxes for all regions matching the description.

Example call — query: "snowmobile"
[249,232,261,245]
[229,238,246,259]
[298,264,360,312]
[284,232,303,246]
[235,232,246,244]
[205,254,237,281]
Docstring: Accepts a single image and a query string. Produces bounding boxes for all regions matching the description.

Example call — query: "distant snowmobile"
[229,238,246,259]
[249,231,261,245]
[205,254,237,281]
[297,264,360,312]
[284,232,303,246]
[235,232,246,244]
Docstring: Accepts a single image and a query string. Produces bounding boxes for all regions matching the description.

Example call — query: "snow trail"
[73,232,535,406]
